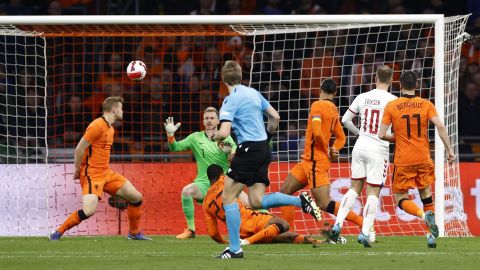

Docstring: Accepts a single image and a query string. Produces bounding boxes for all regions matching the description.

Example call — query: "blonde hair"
[204,106,219,117]
[376,66,393,84]
[103,96,124,112]
[221,60,242,86]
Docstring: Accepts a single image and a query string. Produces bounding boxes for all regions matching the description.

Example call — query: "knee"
[181,186,193,197]
[83,204,97,217]
[249,197,263,209]
[276,219,290,233]
[222,191,236,205]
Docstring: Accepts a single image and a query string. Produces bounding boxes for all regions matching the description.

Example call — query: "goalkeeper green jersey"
[169,131,236,187]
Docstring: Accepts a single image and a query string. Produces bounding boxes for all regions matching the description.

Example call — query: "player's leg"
[279,169,308,229]
[218,174,245,257]
[242,216,288,245]
[265,161,320,221]
[50,194,99,240]
[49,175,102,240]
[107,172,149,240]
[333,148,365,235]
[416,162,438,238]
[310,163,363,229]
[271,231,321,244]
[177,182,205,239]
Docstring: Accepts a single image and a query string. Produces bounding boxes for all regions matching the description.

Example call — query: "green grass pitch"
[1,236,479,270]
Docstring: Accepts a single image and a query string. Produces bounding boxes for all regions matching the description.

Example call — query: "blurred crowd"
[1,0,480,163]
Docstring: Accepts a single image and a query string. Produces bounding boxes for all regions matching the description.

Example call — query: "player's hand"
[329,146,339,161]
[73,169,80,180]
[163,117,181,136]
[447,150,456,164]
[218,141,233,154]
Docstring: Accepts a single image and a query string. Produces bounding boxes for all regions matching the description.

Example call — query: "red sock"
[57,210,82,234]
[245,224,280,244]
[127,203,142,235]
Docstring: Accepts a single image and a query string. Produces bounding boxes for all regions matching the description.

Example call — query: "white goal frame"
[0,15,455,236]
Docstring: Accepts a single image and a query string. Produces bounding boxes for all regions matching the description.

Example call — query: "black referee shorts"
[227,140,271,187]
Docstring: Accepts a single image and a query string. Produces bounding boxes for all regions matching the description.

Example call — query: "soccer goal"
[0,15,470,237]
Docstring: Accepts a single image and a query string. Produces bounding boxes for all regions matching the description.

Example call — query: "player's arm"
[331,117,346,160]
[203,208,227,244]
[378,123,395,142]
[264,105,280,141]
[73,137,91,180]
[430,115,456,163]
[310,104,327,149]
[379,103,395,142]
[164,117,192,152]
[342,97,360,135]
[213,96,238,141]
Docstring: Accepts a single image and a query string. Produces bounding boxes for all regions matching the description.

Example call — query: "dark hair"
[207,164,224,183]
[399,71,417,90]
[321,78,337,94]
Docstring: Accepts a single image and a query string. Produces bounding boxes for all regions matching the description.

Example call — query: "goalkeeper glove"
[163,116,181,137]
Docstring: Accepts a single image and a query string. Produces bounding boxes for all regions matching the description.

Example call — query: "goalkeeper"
[164,107,236,239]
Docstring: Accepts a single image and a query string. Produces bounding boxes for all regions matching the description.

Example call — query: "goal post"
[0,15,471,237]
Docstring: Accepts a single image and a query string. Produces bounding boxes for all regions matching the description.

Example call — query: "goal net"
[0,15,471,237]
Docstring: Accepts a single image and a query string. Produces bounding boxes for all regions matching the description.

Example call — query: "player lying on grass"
[203,164,321,245]
[164,107,236,239]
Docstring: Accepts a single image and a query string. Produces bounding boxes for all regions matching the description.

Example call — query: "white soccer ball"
[126,60,147,80]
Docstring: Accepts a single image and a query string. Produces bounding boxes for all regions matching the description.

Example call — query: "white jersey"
[348,89,397,153]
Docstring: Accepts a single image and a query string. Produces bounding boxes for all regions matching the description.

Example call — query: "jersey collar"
[101,116,111,127]
[402,94,416,99]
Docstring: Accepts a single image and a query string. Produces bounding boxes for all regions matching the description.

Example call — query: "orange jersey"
[302,100,346,163]
[203,176,261,242]
[382,96,438,166]
[80,117,114,176]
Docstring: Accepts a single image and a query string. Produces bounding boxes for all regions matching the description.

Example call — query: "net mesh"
[0,16,471,236]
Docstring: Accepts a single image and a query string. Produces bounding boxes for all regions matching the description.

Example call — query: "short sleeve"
[348,95,360,114]
[219,95,239,122]
[258,92,270,111]
[427,101,438,119]
[83,122,102,144]
[381,103,393,125]
[310,102,322,120]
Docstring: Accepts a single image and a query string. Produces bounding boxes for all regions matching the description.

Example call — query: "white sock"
[334,189,358,227]
[362,195,379,236]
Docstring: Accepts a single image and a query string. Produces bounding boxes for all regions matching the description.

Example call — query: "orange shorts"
[290,160,330,188]
[79,169,127,198]
[239,211,274,239]
[392,163,435,193]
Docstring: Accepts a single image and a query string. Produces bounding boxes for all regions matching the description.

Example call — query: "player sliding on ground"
[331,66,397,247]
[280,78,364,236]
[378,71,456,248]
[164,107,236,239]
[211,60,320,259]
[49,97,150,240]
[203,164,322,245]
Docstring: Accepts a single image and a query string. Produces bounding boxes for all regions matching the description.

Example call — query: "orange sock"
[57,210,84,234]
[127,202,142,235]
[292,235,305,244]
[399,199,424,219]
[245,224,280,244]
[333,201,363,228]
[281,206,295,230]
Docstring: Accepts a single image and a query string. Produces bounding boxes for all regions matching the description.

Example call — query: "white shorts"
[351,148,389,187]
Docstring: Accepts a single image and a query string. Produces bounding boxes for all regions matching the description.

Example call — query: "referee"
[212,60,320,259]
